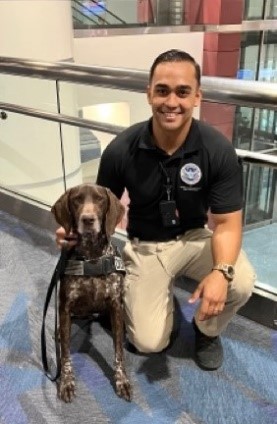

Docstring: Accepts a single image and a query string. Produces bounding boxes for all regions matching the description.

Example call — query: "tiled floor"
[243,223,277,294]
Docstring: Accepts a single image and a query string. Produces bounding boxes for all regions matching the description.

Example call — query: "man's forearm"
[211,211,242,266]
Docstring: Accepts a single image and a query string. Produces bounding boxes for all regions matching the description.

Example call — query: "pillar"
[0,0,81,205]
[185,0,244,140]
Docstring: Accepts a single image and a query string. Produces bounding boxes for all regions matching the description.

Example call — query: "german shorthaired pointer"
[51,183,132,402]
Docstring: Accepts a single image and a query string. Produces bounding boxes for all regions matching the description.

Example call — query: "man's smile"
[158,108,183,115]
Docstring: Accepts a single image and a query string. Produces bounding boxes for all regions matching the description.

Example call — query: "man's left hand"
[188,271,229,320]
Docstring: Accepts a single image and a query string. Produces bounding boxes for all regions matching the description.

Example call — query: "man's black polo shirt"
[96,118,242,241]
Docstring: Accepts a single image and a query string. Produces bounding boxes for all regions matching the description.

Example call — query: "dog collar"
[63,254,125,277]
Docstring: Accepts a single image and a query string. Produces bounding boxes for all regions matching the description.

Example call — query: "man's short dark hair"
[149,49,201,86]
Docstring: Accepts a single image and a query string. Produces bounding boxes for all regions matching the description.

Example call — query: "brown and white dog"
[51,183,132,402]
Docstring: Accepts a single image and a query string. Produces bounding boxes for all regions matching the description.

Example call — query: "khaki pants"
[122,228,256,353]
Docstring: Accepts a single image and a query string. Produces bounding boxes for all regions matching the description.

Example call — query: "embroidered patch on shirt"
[180,163,202,185]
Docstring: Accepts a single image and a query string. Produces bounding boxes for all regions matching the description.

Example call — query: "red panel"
[203,50,239,77]
[137,0,154,24]
[185,0,203,24]
[184,0,243,165]
[202,50,218,75]
[204,33,219,51]
[201,102,236,140]
[220,0,244,24]
[186,0,221,24]
[203,0,221,23]
[185,0,243,25]
[204,33,241,52]
[217,50,240,77]
[201,102,235,125]
[217,33,241,51]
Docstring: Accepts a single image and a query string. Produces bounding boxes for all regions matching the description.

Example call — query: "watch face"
[213,264,235,280]
[227,265,235,277]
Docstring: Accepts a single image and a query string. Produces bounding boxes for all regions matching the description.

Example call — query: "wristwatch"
[212,264,235,281]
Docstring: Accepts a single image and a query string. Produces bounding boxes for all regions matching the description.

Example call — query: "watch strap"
[212,263,235,281]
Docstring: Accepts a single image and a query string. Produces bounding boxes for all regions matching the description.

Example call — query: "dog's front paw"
[115,372,132,402]
[58,374,76,403]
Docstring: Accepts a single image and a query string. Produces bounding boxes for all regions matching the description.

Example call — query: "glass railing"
[0,57,276,298]
[71,0,277,29]
[72,0,126,28]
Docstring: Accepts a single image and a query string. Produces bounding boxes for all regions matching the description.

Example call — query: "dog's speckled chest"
[60,273,124,316]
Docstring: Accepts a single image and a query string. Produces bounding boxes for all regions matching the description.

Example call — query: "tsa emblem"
[180,163,202,185]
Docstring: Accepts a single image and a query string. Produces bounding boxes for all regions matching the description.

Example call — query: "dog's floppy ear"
[51,189,73,234]
[105,188,125,238]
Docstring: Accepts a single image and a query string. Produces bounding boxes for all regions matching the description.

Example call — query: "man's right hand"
[55,226,78,250]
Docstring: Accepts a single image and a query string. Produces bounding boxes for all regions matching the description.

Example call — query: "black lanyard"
[159,161,174,201]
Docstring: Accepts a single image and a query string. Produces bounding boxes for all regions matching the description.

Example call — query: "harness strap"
[63,254,125,276]
[41,247,68,381]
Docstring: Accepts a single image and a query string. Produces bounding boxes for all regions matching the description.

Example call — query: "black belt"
[129,234,184,243]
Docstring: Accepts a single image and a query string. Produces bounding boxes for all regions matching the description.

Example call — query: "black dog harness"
[63,252,125,277]
[41,245,125,382]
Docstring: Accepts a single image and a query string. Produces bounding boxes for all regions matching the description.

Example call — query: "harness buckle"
[101,257,114,275]
[114,255,125,272]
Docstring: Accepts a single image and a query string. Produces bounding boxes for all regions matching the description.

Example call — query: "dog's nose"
[81,214,95,226]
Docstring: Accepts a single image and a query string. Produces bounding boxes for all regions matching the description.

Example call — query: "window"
[244,0,265,20]
[266,0,277,18]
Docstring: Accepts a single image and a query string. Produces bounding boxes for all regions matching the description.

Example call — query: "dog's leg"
[58,289,75,402]
[110,278,132,401]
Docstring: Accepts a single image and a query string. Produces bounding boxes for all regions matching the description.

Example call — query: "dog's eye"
[72,194,84,204]
[93,194,103,203]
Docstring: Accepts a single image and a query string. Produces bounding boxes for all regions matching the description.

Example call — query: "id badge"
[159,200,180,227]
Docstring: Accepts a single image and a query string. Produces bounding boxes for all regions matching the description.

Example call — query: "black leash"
[41,247,68,381]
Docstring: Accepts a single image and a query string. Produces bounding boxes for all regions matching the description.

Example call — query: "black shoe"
[192,319,223,370]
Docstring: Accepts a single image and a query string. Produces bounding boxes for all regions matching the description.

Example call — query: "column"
[185,0,244,140]
[0,0,81,205]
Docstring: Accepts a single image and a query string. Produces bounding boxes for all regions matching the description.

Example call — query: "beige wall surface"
[74,32,204,71]
[0,0,80,205]
[0,0,74,61]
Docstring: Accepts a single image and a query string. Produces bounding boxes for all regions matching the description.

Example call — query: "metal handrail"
[0,101,276,169]
[0,101,124,135]
[0,57,276,168]
[0,57,276,110]
[0,57,147,92]
[235,149,277,168]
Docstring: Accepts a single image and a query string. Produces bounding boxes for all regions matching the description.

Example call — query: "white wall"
[0,0,74,61]
[0,0,81,205]
[74,32,203,70]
